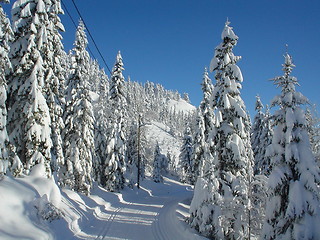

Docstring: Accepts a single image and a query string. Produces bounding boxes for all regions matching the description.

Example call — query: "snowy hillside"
[145,121,182,165]
[167,99,196,113]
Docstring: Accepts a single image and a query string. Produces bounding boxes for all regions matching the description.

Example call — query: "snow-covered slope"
[167,99,196,113]
[145,121,181,162]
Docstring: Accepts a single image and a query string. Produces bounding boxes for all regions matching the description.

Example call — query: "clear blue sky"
[4,1,320,116]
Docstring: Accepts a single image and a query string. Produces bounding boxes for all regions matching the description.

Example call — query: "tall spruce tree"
[306,106,320,163]
[251,95,264,168]
[102,51,126,192]
[93,71,109,185]
[191,68,215,184]
[191,109,209,184]
[257,105,273,176]
[8,0,53,177]
[40,0,66,176]
[252,96,273,175]
[62,20,94,195]
[190,20,253,239]
[179,126,193,183]
[262,53,320,240]
[200,67,215,145]
[153,143,164,183]
[0,0,13,175]
[251,102,273,237]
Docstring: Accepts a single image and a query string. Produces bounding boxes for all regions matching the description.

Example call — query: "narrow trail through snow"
[86,177,207,240]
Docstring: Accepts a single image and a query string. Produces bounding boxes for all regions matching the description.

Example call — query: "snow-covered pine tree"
[191,20,253,239]
[179,126,193,183]
[166,149,174,172]
[8,0,53,177]
[62,20,94,195]
[183,92,190,103]
[93,70,109,185]
[262,52,320,240]
[190,109,206,184]
[189,71,216,238]
[152,143,164,183]
[257,104,273,176]
[190,68,215,184]
[306,106,320,163]
[250,174,268,237]
[251,101,273,236]
[126,121,139,188]
[126,116,147,188]
[200,67,215,144]
[0,0,12,176]
[251,96,273,175]
[102,51,127,192]
[251,95,265,172]
[40,0,66,176]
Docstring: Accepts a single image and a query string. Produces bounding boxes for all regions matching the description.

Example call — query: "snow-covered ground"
[0,170,207,240]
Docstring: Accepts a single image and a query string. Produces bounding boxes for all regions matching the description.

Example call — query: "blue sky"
[4,1,320,116]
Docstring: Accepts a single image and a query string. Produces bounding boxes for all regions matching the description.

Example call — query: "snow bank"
[0,175,53,240]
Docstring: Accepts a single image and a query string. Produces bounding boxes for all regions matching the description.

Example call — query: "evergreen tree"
[199,67,216,177]
[251,95,264,171]
[179,126,193,183]
[153,143,164,183]
[250,174,268,237]
[190,20,253,239]
[258,105,273,176]
[126,117,146,188]
[102,51,126,192]
[200,67,215,143]
[62,20,94,195]
[306,106,320,163]
[126,121,139,188]
[191,109,207,183]
[252,96,273,175]
[190,68,215,184]
[40,0,66,176]
[262,52,320,240]
[183,92,190,103]
[251,102,273,236]
[93,71,109,185]
[8,0,53,177]
[0,0,12,176]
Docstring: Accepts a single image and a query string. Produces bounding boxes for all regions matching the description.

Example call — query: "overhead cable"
[61,0,98,65]
[70,0,112,74]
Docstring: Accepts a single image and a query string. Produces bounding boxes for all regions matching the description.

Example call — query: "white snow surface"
[167,99,196,114]
[0,173,207,240]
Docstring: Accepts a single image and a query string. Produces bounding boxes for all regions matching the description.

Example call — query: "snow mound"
[0,175,54,240]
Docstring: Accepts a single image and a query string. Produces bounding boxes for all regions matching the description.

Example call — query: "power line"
[70,0,112,74]
[61,0,98,61]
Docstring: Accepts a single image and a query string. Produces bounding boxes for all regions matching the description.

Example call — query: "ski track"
[62,177,206,240]
[96,206,123,240]
[91,178,204,240]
